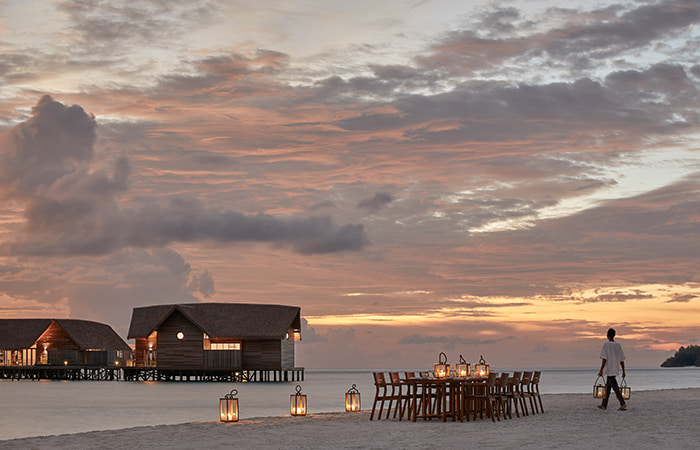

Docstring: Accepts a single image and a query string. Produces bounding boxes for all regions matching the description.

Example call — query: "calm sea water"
[1,366,698,440]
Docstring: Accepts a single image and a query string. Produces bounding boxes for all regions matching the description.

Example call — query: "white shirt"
[600,340,625,377]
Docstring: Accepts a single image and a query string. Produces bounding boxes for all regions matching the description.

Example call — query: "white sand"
[2,388,699,449]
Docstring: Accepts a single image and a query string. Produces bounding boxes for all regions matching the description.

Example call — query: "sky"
[1,0,699,370]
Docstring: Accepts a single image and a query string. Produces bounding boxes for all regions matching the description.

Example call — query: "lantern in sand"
[433,351,450,378]
[456,355,471,377]
[345,384,361,412]
[620,377,631,400]
[474,355,490,378]
[593,376,606,399]
[220,389,239,422]
[290,385,307,416]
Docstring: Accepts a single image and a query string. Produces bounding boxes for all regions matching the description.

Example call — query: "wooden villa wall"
[242,340,283,369]
[134,338,148,366]
[156,310,204,369]
[280,327,295,369]
[36,322,82,365]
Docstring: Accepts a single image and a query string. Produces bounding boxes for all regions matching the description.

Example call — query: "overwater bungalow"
[125,303,303,381]
[0,319,132,378]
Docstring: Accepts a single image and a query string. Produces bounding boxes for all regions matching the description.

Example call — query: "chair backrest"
[510,371,522,386]
[531,371,541,384]
[404,372,416,379]
[389,372,401,385]
[373,372,386,386]
[487,372,499,389]
[419,371,429,378]
[499,372,510,388]
[520,371,532,385]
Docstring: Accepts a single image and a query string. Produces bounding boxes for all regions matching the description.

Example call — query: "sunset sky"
[1,0,699,369]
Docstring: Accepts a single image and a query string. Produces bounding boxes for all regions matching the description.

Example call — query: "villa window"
[210,343,241,351]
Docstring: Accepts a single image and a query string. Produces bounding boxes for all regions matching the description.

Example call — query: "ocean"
[1,366,698,440]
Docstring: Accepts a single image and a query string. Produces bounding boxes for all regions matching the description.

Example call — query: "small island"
[661,345,700,367]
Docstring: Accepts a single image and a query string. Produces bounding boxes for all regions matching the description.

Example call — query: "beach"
[2,388,699,449]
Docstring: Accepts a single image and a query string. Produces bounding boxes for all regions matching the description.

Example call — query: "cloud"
[188,269,216,298]
[534,342,550,353]
[0,96,370,256]
[299,318,327,344]
[666,293,697,303]
[419,0,700,75]
[398,333,513,347]
[357,191,394,212]
[0,95,97,199]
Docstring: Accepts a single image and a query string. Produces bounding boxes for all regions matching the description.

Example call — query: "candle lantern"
[433,351,450,378]
[290,384,307,416]
[219,389,239,422]
[456,354,471,377]
[345,384,361,412]
[593,376,606,399]
[620,377,631,400]
[474,355,490,377]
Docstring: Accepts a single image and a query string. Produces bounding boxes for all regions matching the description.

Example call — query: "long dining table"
[402,375,488,422]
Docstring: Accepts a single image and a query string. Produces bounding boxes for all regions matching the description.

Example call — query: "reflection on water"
[1,367,698,440]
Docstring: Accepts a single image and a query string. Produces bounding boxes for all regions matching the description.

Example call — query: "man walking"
[598,328,627,410]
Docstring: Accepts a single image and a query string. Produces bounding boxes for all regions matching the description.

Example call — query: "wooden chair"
[463,372,500,422]
[493,372,511,420]
[402,372,422,421]
[505,371,523,418]
[527,370,544,413]
[519,371,533,415]
[387,372,407,419]
[370,372,389,420]
[530,370,544,413]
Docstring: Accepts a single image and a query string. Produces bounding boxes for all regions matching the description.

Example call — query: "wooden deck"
[0,365,121,381]
[0,365,304,382]
[122,367,305,382]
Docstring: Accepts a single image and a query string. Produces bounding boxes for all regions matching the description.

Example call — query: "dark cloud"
[0,95,97,199]
[666,294,697,303]
[580,291,654,303]
[188,269,216,298]
[0,96,370,256]
[309,200,337,211]
[357,191,394,212]
[398,333,513,346]
[333,72,692,146]
[57,0,219,56]
[299,318,327,344]
[534,342,550,353]
[420,0,700,74]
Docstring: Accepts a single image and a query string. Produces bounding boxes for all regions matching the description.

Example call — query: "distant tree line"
[661,345,700,367]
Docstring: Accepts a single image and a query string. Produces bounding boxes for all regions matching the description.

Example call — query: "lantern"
[290,385,307,416]
[620,377,631,400]
[433,351,450,378]
[456,354,471,378]
[220,389,239,422]
[474,355,490,377]
[345,384,361,412]
[593,376,606,399]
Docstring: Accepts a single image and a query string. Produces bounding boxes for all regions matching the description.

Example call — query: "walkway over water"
[0,365,304,382]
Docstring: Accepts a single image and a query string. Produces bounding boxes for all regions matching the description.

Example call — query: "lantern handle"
[478,355,486,364]
[346,383,360,394]
[459,354,467,364]
[224,388,238,399]
[439,351,448,364]
[294,384,303,395]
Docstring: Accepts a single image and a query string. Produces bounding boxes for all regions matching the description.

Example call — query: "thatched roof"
[0,319,131,351]
[127,303,301,340]
[0,319,53,349]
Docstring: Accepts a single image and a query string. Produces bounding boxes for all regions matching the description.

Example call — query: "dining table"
[402,375,488,422]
